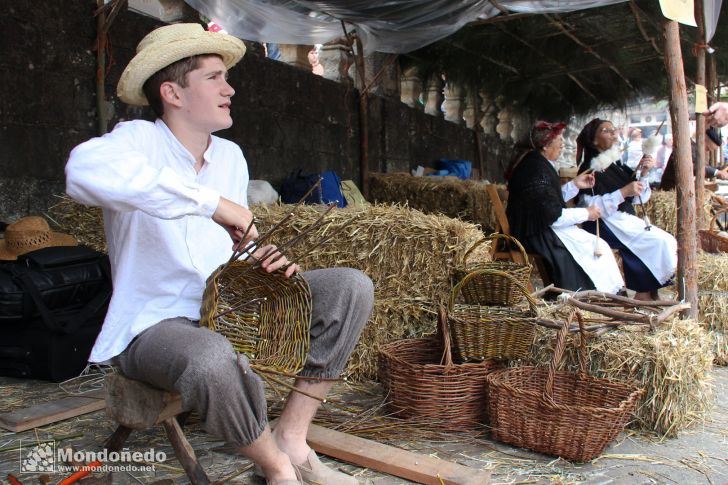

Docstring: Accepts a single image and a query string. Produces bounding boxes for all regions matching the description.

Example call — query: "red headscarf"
[530,121,567,149]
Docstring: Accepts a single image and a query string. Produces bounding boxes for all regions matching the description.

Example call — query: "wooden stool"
[104,373,210,484]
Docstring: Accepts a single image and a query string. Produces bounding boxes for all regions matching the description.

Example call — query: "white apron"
[603,211,677,285]
[552,225,624,293]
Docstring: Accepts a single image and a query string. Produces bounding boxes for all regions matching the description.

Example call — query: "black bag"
[0,246,112,382]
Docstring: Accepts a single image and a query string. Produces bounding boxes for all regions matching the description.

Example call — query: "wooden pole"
[694,0,707,229]
[354,36,370,199]
[663,19,698,318]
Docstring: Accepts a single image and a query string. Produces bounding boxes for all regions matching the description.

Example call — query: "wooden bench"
[104,373,209,484]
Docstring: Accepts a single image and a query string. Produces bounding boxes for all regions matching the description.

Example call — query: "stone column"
[400,66,422,109]
[319,43,353,83]
[423,74,444,118]
[277,44,313,70]
[495,96,513,141]
[361,52,400,98]
[479,91,497,135]
[463,88,479,129]
[443,82,464,125]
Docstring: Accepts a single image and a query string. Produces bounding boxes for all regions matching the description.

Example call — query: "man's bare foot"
[633,291,653,301]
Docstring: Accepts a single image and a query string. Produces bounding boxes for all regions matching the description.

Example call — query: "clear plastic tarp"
[182,0,662,53]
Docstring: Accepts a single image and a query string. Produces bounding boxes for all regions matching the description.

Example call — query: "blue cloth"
[427,159,472,180]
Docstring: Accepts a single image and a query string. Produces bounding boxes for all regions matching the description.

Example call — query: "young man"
[66,23,373,485]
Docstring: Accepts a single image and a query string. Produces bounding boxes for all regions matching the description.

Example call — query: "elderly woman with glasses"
[576,119,677,301]
[506,121,624,294]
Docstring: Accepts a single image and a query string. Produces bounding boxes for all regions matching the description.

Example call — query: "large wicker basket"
[486,312,644,462]
[200,260,312,375]
[448,269,537,361]
[699,209,728,253]
[378,307,501,430]
[452,234,532,306]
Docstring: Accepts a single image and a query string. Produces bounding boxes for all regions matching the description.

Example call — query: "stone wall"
[0,0,511,222]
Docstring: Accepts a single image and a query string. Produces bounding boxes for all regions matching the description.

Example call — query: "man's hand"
[250,244,300,278]
[573,172,595,189]
[705,102,728,128]
[621,181,644,198]
[586,206,601,221]
[212,197,259,249]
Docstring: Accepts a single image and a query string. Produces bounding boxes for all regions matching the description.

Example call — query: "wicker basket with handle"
[378,307,501,430]
[699,209,728,253]
[448,268,537,361]
[452,233,532,306]
[486,312,644,462]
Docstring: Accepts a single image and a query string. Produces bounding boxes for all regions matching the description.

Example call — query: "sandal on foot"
[295,450,358,485]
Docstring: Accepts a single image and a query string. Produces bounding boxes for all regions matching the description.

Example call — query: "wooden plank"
[0,390,106,432]
[307,424,490,485]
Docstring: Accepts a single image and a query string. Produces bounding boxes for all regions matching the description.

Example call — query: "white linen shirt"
[66,119,249,363]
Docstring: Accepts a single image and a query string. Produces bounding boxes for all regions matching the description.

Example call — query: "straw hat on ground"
[0,216,78,260]
[117,23,246,106]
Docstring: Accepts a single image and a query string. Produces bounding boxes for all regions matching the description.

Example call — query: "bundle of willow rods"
[369,172,500,232]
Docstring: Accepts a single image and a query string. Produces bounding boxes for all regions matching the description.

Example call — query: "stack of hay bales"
[529,318,714,438]
[645,189,713,235]
[369,172,501,232]
[253,203,491,379]
[48,197,492,380]
[697,251,728,365]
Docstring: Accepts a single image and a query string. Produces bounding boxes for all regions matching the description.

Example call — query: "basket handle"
[709,208,728,232]
[544,310,589,401]
[437,305,454,368]
[448,268,538,312]
[462,233,530,265]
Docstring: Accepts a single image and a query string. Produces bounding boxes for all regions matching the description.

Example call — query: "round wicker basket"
[200,260,312,374]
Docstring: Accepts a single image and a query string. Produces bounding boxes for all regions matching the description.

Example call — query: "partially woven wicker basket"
[448,269,537,361]
[378,307,501,430]
[452,233,532,306]
[699,209,728,253]
[486,312,644,462]
[200,260,312,375]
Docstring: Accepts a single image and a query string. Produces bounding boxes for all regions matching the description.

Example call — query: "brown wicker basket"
[486,312,644,462]
[378,307,501,430]
[699,209,728,253]
[452,234,532,306]
[448,269,537,361]
[200,260,312,375]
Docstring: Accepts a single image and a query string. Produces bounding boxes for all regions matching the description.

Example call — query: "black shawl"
[507,150,565,241]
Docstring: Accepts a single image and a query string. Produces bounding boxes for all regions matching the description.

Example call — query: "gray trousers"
[114,268,373,447]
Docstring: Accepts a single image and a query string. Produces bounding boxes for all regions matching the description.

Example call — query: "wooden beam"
[496,25,598,102]
[306,424,490,485]
[545,14,637,90]
[0,390,106,432]
[629,0,662,57]
[663,19,698,318]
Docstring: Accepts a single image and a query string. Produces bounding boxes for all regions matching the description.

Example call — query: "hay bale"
[369,172,501,232]
[696,251,728,365]
[254,203,491,379]
[529,318,714,438]
[253,203,490,305]
[645,189,713,235]
[47,196,106,252]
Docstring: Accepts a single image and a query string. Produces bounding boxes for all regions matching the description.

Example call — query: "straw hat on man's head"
[117,23,246,106]
[0,216,78,260]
